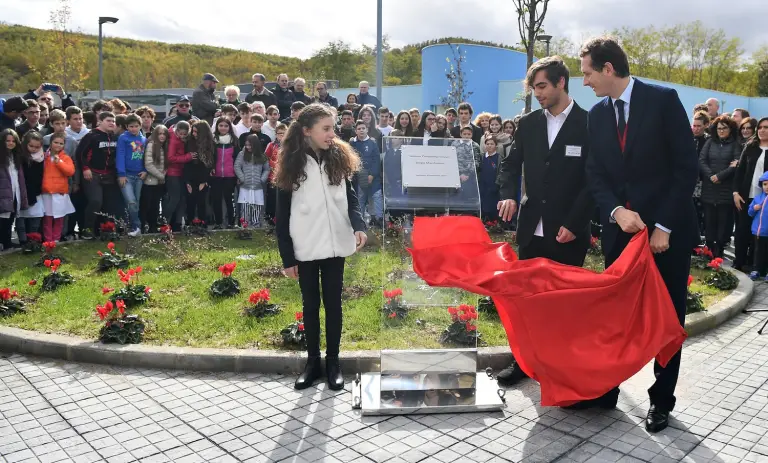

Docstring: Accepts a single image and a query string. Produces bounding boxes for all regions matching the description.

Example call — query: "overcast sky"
[1,0,764,59]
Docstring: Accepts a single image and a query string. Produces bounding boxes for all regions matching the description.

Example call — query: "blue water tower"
[421,43,529,114]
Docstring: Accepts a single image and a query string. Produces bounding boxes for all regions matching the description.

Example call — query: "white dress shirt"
[608,77,671,234]
[534,98,575,237]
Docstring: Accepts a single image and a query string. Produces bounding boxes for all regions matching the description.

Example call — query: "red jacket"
[265,141,280,183]
[167,129,192,177]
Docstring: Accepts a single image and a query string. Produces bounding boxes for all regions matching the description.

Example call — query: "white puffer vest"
[289,155,357,262]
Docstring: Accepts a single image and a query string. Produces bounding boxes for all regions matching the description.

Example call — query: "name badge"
[565,145,582,157]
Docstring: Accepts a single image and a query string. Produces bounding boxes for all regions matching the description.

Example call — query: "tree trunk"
[524,4,537,114]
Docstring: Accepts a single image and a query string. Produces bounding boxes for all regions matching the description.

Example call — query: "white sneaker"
[128,228,141,237]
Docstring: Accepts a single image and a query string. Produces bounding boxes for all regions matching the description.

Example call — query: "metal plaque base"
[352,372,506,416]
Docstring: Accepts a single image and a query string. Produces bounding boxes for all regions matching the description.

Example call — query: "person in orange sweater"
[41,132,76,242]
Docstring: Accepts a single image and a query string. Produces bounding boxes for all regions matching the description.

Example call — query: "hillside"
[0,23,305,93]
[0,24,523,93]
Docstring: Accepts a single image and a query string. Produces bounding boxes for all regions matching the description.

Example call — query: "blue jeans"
[120,175,143,230]
[358,187,383,220]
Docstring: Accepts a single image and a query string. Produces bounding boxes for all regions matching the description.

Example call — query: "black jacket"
[699,136,739,205]
[238,130,272,153]
[76,128,116,176]
[336,126,355,142]
[498,102,593,250]
[162,112,198,128]
[733,143,768,200]
[586,79,699,257]
[274,87,296,120]
[15,120,42,139]
[23,159,44,206]
[22,90,76,110]
[450,123,484,145]
[315,94,339,108]
[290,89,312,105]
[245,88,278,109]
[183,158,210,185]
[191,84,219,125]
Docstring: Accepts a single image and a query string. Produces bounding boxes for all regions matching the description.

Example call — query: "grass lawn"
[0,230,729,351]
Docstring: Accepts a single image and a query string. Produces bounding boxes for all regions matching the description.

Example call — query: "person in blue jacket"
[116,114,147,236]
[747,171,768,280]
[350,120,382,226]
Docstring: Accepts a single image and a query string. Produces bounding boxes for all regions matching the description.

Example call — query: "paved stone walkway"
[2,286,768,463]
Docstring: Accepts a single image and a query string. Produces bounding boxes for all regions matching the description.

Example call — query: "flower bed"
[0,232,733,350]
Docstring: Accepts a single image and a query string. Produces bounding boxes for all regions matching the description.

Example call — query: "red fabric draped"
[408,216,687,407]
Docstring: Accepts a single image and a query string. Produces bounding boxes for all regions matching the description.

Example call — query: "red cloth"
[408,216,687,406]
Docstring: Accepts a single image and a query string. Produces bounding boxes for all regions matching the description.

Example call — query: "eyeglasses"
[716,126,729,131]
[742,127,753,132]
[178,104,190,108]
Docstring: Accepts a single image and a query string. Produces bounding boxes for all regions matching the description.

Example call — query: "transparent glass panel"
[378,136,481,353]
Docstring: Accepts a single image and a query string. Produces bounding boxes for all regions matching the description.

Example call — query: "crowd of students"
[0,74,523,251]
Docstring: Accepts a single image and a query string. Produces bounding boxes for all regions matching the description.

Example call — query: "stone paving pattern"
[1,285,768,463]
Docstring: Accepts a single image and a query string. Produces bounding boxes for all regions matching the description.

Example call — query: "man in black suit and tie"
[495,56,594,386]
[579,37,699,433]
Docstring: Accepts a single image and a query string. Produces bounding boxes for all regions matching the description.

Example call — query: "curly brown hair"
[709,114,738,139]
[274,104,359,191]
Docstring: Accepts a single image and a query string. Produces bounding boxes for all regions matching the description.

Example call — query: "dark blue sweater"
[350,137,381,192]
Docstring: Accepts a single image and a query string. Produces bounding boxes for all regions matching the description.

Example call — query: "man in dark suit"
[496,56,594,386]
[450,102,484,144]
[580,37,699,433]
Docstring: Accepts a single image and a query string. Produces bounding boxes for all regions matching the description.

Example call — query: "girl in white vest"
[274,104,368,391]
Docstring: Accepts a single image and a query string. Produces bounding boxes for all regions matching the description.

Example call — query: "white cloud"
[1,0,764,58]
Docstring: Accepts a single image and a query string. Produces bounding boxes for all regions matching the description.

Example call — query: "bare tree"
[513,0,550,113]
[440,43,474,110]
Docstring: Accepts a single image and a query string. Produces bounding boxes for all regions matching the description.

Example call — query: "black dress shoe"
[497,360,528,387]
[294,356,322,390]
[326,356,344,391]
[645,404,670,433]
[563,387,619,410]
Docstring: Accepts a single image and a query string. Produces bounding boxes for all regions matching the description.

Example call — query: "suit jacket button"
[545,162,550,166]
[542,199,546,204]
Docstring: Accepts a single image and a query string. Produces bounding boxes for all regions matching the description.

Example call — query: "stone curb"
[684,269,754,338]
[0,245,754,375]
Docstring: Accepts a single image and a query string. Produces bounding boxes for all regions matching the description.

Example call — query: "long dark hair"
[244,134,267,164]
[0,129,22,168]
[20,131,44,165]
[415,110,436,137]
[213,118,240,152]
[358,105,377,130]
[432,115,452,138]
[746,117,768,149]
[190,120,214,168]
[148,124,169,168]
[394,110,413,136]
[275,104,360,191]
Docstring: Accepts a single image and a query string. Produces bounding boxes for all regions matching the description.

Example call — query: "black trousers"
[64,189,86,237]
[704,202,732,258]
[186,182,209,223]
[0,212,16,250]
[734,205,755,270]
[82,173,121,232]
[162,176,187,230]
[297,257,345,358]
[265,185,277,222]
[518,235,588,267]
[754,236,768,276]
[141,184,164,232]
[606,231,691,411]
[210,177,237,227]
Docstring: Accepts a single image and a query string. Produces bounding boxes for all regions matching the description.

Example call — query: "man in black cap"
[1,96,28,131]
[192,73,220,125]
[162,95,199,128]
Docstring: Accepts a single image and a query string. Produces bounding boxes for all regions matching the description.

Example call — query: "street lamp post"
[98,16,119,99]
[536,34,553,57]
[375,0,383,103]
